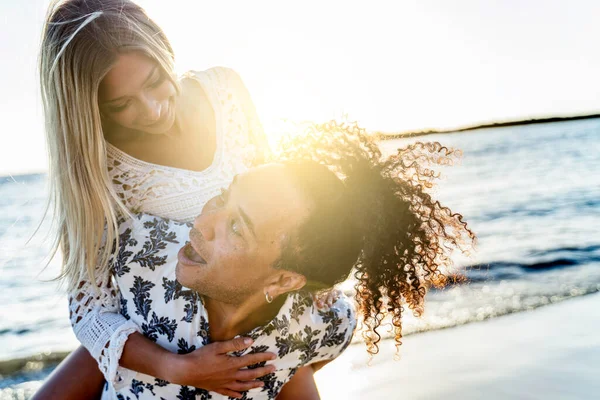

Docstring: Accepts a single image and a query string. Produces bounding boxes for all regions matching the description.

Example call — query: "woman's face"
[98,51,177,135]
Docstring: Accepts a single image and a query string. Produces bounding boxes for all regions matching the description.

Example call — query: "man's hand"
[167,337,277,399]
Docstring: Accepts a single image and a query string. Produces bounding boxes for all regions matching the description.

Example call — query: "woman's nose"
[194,212,216,241]
[142,96,161,122]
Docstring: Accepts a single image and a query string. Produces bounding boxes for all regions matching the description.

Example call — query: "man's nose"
[193,212,216,241]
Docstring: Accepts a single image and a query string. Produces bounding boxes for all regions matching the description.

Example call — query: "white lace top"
[68,67,269,391]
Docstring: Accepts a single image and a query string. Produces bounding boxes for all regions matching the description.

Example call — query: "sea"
[1,118,599,399]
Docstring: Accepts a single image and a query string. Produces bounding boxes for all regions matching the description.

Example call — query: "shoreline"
[315,292,600,399]
[2,292,599,398]
[2,290,598,387]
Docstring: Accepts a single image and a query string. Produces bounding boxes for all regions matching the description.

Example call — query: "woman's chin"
[138,120,173,135]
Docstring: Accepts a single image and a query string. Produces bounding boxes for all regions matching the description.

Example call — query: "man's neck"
[204,292,287,342]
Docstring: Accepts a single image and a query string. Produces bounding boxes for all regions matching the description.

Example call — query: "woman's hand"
[166,337,277,399]
[313,289,342,310]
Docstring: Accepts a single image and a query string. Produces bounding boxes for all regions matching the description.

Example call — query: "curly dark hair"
[272,121,475,355]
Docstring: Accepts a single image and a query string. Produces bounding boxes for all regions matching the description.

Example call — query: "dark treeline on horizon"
[377,113,600,139]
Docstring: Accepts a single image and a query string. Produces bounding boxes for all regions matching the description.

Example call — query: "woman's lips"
[178,243,207,266]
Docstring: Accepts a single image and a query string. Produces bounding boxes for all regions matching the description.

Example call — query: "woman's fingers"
[313,288,342,309]
[327,289,341,306]
[235,365,276,381]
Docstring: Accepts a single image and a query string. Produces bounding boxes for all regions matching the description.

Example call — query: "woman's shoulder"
[182,66,243,88]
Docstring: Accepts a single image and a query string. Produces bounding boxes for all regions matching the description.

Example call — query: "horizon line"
[376,111,600,139]
[3,111,599,179]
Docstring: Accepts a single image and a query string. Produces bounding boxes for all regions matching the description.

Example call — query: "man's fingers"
[217,337,254,354]
[235,365,276,381]
[227,380,265,391]
[233,352,277,368]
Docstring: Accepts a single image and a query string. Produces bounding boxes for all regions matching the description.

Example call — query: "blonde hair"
[39,0,178,292]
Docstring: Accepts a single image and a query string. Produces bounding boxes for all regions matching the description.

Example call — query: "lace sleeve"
[222,67,271,164]
[68,265,140,388]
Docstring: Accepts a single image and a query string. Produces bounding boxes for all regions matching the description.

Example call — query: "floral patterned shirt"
[104,214,356,400]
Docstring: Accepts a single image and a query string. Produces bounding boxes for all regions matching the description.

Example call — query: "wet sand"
[315,293,600,400]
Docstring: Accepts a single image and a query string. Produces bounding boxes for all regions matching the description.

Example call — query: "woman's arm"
[276,366,321,400]
[60,267,276,399]
[31,346,105,400]
[69,270,143,387]
[120,332,277,398]
[68,267,140,388]
[34,317,276,400]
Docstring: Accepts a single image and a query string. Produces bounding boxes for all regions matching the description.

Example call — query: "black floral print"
[130,276,155,321]
[112,228,137,277]
[120,294,130,320]
[131,218,179,271]
[141,312,178,342]
[290,292,312,323]
[319,308,348,348]
[153,378,169,387]
[176,338,196,354]
[162,277,200,322]
[130,379,145,399]
[111,214,356,399]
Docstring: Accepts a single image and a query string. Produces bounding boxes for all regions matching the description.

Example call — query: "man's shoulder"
[270,292,356,366]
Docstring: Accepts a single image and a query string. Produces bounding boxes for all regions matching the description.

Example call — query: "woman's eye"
[149,72,166,88]
[109,101,130,113]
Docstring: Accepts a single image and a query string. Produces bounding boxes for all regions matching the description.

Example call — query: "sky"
[1,0,599,175]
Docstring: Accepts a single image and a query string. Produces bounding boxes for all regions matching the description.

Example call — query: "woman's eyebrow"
[102,66,158,104]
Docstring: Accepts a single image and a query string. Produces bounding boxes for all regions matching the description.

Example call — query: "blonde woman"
[33,0,322,398]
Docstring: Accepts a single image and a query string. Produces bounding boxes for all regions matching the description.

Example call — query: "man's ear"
[266,271,306,299]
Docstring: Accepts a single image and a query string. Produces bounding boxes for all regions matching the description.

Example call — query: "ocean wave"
[462,244,600,283]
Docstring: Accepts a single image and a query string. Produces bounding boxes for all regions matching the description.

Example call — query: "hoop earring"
[265,291,273,304]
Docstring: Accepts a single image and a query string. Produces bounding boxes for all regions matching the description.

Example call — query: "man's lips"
[178,243,207,266]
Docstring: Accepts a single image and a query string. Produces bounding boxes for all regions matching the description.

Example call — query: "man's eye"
[230,219,242,236]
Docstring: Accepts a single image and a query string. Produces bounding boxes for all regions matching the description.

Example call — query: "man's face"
[176,164,311,304]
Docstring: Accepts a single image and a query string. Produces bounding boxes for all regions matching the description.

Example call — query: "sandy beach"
[315,293,600,400]
[3,293,598,400]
